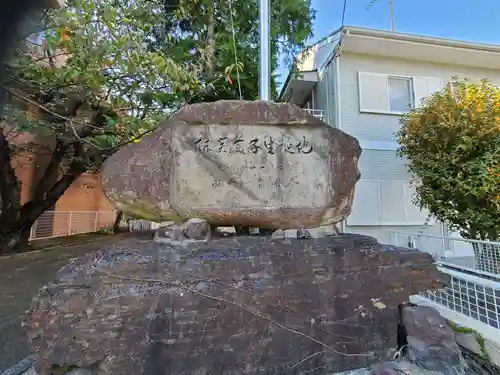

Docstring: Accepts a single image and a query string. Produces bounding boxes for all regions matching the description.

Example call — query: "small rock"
[183,218,210,240]
[402,306,466,375]
[297,228,312,239]
[154,218,211,246]
[154,223,185,244]
[271,229,285,239]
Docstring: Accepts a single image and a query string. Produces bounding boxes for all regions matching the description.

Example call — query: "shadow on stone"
[23,234,448,375]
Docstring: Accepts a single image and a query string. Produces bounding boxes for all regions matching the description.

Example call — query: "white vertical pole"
[259,0,270,101]
[68,212,73,235]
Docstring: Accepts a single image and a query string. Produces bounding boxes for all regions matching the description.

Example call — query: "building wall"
[333,52,500,244]
[3,127,115,237]
[314,59,337,127]
[338,52,500,143]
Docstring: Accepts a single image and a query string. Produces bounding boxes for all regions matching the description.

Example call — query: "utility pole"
[389,0,394,31]
[366,0,394,31]
[259,0,270,101]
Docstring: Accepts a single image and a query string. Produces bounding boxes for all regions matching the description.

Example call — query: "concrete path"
[0,232,150,372]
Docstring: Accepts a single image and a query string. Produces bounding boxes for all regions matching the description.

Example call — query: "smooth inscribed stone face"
[100,101,361,229]
[173,124,330,208]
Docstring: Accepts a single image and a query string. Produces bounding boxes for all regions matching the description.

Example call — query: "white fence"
[29,210,117,240]
[392,231,500,338]
[127,219,173,232]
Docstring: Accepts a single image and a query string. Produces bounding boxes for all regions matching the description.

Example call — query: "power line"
[341,0,347,27]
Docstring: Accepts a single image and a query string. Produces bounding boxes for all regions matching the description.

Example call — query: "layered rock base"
[24,234,447,375]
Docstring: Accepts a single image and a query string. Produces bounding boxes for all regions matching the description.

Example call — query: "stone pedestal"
[24,234,447,375]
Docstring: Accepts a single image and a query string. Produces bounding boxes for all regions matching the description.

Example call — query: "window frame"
[387,75,414,115]
[358,72,417,116]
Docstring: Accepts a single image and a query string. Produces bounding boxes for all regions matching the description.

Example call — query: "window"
[358,72,443,114]
[388,77,413,112]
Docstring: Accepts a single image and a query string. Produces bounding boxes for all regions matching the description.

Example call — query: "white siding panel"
[413,76,443,107]
[404,183,432,224]
[347,179,432,226]
[379,182,406,223]
[358,72,389,113]
[348,180,380,225]
[314,63,335,127]
[340,53,500,143]
[358,149,410,181]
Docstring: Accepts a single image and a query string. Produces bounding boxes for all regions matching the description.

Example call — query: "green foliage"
[397,78,500,240]
[96,227,114,235]
[4,0,206,162]
[148,0,315,102]
[0,0,314,252]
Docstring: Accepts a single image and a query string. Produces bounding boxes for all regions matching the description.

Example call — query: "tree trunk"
[0,213,34,253]
[112,211,123,233]
[0,138,86,254]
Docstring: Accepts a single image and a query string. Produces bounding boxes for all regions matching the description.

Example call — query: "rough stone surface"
[154,218,211,246]
[100,100,361,229]
[24,234,447,375]
[402,306,465,375]
[369,362,402,375]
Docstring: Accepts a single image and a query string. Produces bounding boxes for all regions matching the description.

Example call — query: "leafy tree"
[0,0,205,253]
[0,0,315,253]
[149,0,315,101]
[397,78,500,240]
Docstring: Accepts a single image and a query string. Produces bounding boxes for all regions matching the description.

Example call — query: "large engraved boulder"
[100,100,361,228]
[24,235,448,375]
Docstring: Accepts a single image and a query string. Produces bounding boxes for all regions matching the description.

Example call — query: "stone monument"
[100,101,360,230]
[22,101,450,375]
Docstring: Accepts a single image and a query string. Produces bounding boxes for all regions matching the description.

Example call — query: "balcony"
[303,108,324,120]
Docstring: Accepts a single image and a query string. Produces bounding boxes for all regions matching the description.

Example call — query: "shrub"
[397,78,500,240]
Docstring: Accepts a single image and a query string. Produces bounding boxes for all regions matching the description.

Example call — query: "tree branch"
[32,139,68,201]
[20,141,87,220]
[0,123,22,213]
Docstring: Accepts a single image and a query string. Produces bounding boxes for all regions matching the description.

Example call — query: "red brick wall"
[4,127,116,237]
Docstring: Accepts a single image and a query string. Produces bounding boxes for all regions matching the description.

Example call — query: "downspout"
[335,57,342,130]
[333,30,349,232]
[334,29,349,130]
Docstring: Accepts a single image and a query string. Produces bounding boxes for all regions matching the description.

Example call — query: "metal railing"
[392,231,500,278]
[391,231,500,338]
[303,108,324,120]
[29,210,117,241]
[418,268,500,331]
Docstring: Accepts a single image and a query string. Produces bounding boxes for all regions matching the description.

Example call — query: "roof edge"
[342,26,500,54]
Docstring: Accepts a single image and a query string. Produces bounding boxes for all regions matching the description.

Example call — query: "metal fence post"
[67,212,73,235]
[94,211,98,231]
[29,221,36,240]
